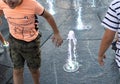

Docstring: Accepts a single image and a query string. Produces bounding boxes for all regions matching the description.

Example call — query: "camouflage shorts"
[8,34,41,69]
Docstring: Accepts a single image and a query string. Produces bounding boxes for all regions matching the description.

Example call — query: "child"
[98,0,120,72]
[0,0,63,84]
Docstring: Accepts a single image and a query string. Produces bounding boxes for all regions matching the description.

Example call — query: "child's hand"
[52,33,63,47]
[3,41,9,47]
[98,54,106,66]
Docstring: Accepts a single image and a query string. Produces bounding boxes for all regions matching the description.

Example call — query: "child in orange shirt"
[0,0,63,84]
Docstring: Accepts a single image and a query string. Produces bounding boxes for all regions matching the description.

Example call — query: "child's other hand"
[3,41,9,47]
[52,33,63,47]
[98,54,106,66]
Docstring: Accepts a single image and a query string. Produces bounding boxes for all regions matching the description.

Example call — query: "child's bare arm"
[0,10,9,46]
[0,10,3,16]
[0,10,3,25]
[41,10,63,47]
[0,32,6,44]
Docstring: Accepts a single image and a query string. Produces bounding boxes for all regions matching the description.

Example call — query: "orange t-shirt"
[0,0,44,42]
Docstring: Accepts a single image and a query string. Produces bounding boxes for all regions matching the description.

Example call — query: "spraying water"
[76,7,84,30]
[46,0,55,15]
[91,0,96,7]
[76,6,91,30]
[63,30,80,72]
[73,0,81,11]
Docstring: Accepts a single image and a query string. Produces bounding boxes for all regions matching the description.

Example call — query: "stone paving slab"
[0,48,13,84]
[40,39,120,84]
[58,7,105,40]
[0,0,120,84]
[0,64,12,84]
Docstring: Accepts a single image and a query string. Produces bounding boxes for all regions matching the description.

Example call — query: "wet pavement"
[0,0,120,84]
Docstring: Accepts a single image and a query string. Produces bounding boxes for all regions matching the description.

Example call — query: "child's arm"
[41,9,63,47]
[0,10,5,44]
[0,32,9,47]
[0,10,9,47]
[0,10,3,25]
[0,32,6,44]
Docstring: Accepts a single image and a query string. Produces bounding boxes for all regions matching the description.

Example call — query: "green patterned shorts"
[8,34,41,69]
